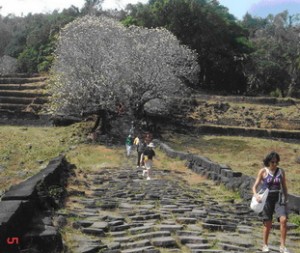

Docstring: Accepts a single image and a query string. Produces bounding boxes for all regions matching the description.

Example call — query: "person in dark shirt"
[141,142,155,180]
[252,151,289,253]
[135,136,146,168]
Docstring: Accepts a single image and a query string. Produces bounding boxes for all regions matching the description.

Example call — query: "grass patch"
[66,144,124,173]
[289,214,300,230]
[0,122,92,192]
[162,132,300,195]
[1,123,299,196]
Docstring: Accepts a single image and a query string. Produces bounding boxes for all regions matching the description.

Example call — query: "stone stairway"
[59,162,300,253]
[0,74,50,125]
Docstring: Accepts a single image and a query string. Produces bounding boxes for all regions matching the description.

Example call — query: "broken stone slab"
[151,236,178,248]
[128,225,154,235]
[138,204,155,209]
[119,203,136,209]
[113,236,134,244]
[90,221,109,231]
[99,201,119,209]
[130,213,160,221]
[186,225,204,232]
[190,250,224,253]
[167,207,192,213]
[105,214,126,222]
[106,242,121,250]
[73,220,94,229]
[179,236,208,244]
[202,223,237,232]
[110,224,131,232]
[156,224,183,232]
[204,218,237,226]
[108,220,124,227]
[134,231,171,241]
[109,231,127,237]
[74,243,106,253]
[176,217,197,224]
[186,243,212,249]
[81,227,105,236]
[190,209,208,218]
[176,231,202,237]
[78,210,99,217]
[220,242,252,251]
[121,239,151,250]
[237,225,253,234]
[218,234,255,248]
[121,246,160,253]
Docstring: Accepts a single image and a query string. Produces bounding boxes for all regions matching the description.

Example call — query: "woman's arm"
[281,169,288,199]
[252,168,265,195]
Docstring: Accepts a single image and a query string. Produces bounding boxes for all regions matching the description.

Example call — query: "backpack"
[137,141,146,152]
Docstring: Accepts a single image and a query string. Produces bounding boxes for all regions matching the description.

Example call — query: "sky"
[0,0,300,20]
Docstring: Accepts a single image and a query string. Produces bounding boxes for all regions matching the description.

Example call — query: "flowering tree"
[50,15,199,131]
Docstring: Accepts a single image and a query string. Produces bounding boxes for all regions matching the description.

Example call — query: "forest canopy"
[0,0,300,97]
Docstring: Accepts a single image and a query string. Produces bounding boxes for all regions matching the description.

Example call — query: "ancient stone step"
[0,76,47,84]
[185,243,212,250]
[121,239,151,250]
[179,236,208,245]
[0,104,42,111]
[0,90,48,97]
[0,73,33,78]
[60,166,300,253]
[0,96,48,104]
[121,246,160,253]
[0,83,46,90]
[151,237,178,248]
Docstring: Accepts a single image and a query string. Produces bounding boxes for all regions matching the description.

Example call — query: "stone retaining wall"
[194,94,300,106]
[0,155,71,253]
[155,140,300,214]
[0,111,52,126]
[194,125,300,140]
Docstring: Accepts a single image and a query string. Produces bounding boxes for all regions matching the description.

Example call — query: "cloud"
[0,0,85,16]
[249,0,300,17]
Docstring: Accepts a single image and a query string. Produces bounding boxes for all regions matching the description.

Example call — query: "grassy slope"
[0,122,299,196]
[1,123,299,233]
[162,132,300,195]
[0,122,90,192]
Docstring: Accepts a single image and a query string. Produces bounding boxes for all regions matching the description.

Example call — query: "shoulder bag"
[250,167,279,213]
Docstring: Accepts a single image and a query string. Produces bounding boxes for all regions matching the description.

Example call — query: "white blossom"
[50,15,199,117]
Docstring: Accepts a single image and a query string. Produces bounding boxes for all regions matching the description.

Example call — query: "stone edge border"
[0,155,69,252]
[154,140,300,214]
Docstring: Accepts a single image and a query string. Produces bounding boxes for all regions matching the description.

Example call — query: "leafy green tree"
[81,0,104,15]
[0,6,81,73]
[17,47,39,73]
[122,0,252,94]
[244,12,300,97]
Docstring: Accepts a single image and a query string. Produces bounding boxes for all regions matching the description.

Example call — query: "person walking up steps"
[125,135,133,157]
[252,151,290,253]
[141,142,155,180]
[135,136,146,169]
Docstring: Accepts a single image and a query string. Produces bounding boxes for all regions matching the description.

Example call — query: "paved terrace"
[60,156,300,253]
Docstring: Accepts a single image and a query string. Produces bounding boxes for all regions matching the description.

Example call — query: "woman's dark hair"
[263,151,280,167]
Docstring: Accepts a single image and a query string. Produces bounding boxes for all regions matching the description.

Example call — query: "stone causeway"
[60,159,300,253]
